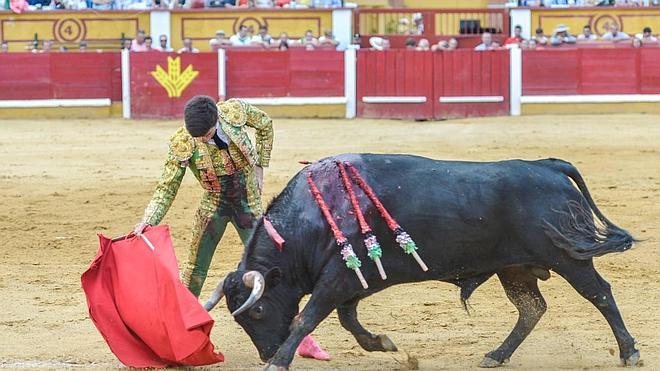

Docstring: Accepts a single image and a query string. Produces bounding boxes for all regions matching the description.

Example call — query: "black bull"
[205,154,640,369]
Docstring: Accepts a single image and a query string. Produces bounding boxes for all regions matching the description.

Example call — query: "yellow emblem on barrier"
[151,57,199,98]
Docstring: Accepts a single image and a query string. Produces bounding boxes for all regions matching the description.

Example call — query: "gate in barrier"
[357,49,509,120]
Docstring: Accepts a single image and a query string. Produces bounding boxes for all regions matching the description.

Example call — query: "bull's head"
[204,267,298,362]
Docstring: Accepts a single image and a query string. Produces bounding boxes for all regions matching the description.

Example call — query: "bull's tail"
[539,159,636,260]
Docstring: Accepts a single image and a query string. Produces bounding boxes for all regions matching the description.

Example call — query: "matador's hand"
[133,221,150,235]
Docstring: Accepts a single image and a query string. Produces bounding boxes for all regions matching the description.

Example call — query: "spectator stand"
[354,8,508,49]
[510,5,660,41]
[167,8,352,53]
[0,10,149,52]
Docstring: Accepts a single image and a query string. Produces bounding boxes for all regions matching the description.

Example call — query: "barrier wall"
[130,53,218,119]
[170,9,334,53]
[358,49,509,120]
[518,48,660,115]
[3,48,660,119]
[357,50,433,119]
[0,52,121,100]
[226,49,344,98]
[523,48,660,96]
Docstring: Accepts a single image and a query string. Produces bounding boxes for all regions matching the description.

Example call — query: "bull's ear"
[265,267,282,289]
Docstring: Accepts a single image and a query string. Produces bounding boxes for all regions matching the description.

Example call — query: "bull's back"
[328,154,578,278]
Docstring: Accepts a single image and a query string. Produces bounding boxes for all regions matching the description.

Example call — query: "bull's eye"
[249,304,265,320]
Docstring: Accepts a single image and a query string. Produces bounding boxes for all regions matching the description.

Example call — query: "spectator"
[632,38,642,48]
[1,42,9,53]
[276,32,289,50]
[577,25,598,41]
[412,12,424,35]
[178,38,199,53]
[534,27,548,45]
[41,40,53,53]
[254,0,272,6]
[298,30,319,48]
[405,37,417,49]
[505,25,525,45]
[59,45,68,52]
[29,40,39,53]
[416,38,430,51]
[131,29,149,52]
[158,34,174,52]
[474,32,500,51]
[212,0,236,5]
[318,30,339,47]
[122,39,132,50]
[209,30,232,49]
[145,36,154,51]
[527,39,537,50]
[230,25,251,46]
[636,27,658,43]
[79,41,88,52]
[92,0,112,9]
[550,24,577,46]
[368,37,390,50]
[601,23,629,41]
[251,26,273,46]
[447,38,458,50]
[520,39,530,49]
[50,0,66,9]
[352,33,361,46]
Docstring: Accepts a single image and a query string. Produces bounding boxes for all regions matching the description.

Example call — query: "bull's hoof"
[378,334,398,352]
[263,364,288,371]
[357,334,398,352]
[479,356,508,368]
[622,350,642,367]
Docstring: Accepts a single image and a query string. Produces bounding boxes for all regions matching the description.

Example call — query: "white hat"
[554,24,569,33]
[369,37,385,50]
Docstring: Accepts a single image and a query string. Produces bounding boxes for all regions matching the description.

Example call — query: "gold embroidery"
[168,127,195,162]
[218,99,247,127]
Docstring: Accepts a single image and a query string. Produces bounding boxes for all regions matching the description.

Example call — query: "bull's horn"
[203,278,225,311]
[232,271,265,316]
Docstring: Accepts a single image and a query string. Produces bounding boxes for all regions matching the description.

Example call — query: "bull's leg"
[337,298,398,352]
[555,261,640,366]
[480,267,547,368]
[265,281,345,370]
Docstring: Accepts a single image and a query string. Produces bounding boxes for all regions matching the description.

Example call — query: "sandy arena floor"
[0,114,659,370]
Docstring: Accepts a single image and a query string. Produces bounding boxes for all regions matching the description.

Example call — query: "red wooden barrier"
[357,50,434,119]
[130,52,218,119]
[225,50,344,98]
[434,49,509,119]
[522,48,660,96]
[357,49,508,120]
[0,53,121,101]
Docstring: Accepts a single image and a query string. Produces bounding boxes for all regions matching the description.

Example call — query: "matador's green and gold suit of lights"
[141,98,273,297]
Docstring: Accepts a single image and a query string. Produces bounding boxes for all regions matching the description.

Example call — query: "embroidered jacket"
[142,99,273,225]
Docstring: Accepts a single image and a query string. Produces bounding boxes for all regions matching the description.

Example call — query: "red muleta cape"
[81,225,224,368]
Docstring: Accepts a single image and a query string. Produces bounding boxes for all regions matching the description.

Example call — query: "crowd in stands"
[362,22,658,52]
[5,0,342,11]
[469,23,659,51]
[512,0,659,7]
[4,22,659,53]
[1,26,342,53]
